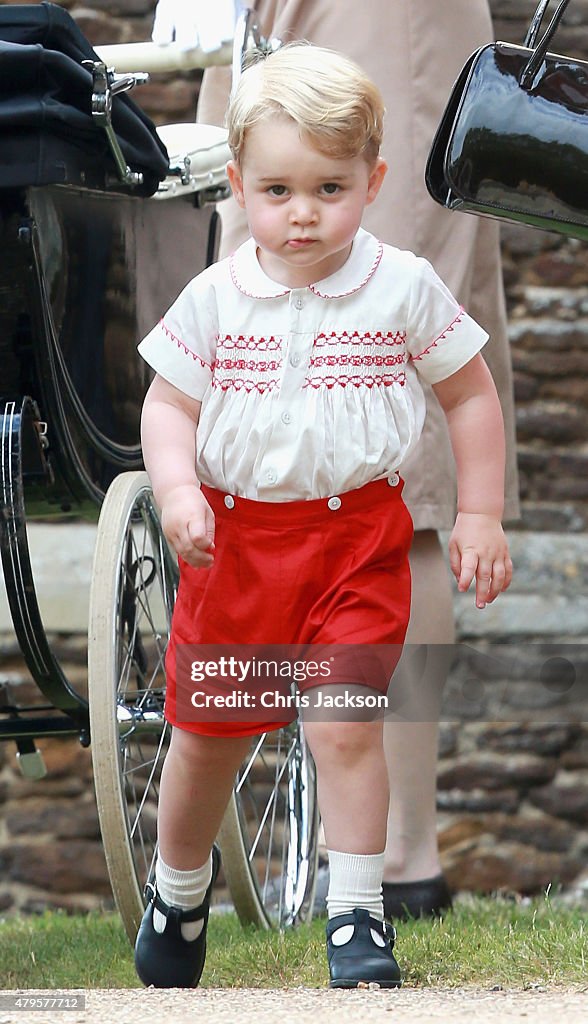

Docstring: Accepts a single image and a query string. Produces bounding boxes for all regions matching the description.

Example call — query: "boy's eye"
[321,183,340,195]
[268,185,288,196]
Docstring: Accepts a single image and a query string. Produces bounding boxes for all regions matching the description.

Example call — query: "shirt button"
[281,411,292,424]
[266,469,277,484]
[327,496,342,511]
[290,352,301,367]
[224,494,235,509]
[388,473,400,487]
[294,297,303,310]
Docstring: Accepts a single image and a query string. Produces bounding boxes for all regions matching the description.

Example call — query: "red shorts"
[165,476,413,736]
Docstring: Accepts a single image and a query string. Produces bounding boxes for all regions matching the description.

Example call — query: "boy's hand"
[448,512,512,609]
[161,485,215,568]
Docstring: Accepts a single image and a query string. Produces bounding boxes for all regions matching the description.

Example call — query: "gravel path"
[1,987,587,1024]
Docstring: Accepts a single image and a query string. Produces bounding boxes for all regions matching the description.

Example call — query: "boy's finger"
[487,561,506,602]
[448,540,462,581]
[504,555,513,591]
[458,551,478,592]
[182,550,214,569]
[187,518,214,551]
[474,558,493,608]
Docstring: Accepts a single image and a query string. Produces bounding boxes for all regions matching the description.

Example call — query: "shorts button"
[387,473,400,487]
[224,495,235,509]
[327,496,342,511]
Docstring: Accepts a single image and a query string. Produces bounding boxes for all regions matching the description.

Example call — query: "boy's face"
[227,117,386,289]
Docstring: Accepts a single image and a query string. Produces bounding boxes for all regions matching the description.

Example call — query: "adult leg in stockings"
[382,529,455,919]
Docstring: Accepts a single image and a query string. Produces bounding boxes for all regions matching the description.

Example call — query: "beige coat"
[198,0,520,529]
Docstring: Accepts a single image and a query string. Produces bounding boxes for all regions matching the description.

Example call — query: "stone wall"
[0,0,588,914]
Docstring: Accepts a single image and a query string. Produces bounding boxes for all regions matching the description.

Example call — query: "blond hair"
[226,42,384,165]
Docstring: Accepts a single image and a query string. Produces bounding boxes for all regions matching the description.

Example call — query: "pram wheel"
[89,471,319,939]
[218,722,319,929]
[88,471,176,942]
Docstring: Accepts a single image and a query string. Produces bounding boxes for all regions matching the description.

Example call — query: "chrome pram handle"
[82,59,149,188]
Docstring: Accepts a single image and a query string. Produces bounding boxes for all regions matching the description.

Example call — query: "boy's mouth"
[288,238,317,249]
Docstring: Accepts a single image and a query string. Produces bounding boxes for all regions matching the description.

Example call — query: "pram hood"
[0,2,169,195]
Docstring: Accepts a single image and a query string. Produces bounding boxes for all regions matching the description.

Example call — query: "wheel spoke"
[245,741,295,860]
[128,728,168,840]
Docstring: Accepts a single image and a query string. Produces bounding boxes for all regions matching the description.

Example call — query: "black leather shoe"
[134,845,221,988]
[382,873,452,922]
[326,908,402,989]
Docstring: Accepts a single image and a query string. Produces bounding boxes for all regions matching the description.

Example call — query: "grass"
[0,896,586,991]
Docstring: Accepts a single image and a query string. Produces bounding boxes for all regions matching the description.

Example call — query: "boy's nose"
[290,200,318,225]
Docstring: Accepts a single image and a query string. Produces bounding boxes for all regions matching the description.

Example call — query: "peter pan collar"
[229,227,383,300]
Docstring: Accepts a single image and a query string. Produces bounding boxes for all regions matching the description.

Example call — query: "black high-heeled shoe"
[382,873,452,922]
[134,845,221,989]
[326,907,402,989]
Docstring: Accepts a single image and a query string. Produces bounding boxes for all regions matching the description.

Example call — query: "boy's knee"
[306,719,383,766]
[168,727,249,770]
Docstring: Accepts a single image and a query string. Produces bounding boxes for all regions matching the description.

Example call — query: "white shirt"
[138,228,488,500]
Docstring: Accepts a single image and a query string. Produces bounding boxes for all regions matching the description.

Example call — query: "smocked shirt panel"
[138,228,488,501]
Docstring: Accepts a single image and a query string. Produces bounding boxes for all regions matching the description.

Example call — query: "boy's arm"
[141,373,215,568]
[432,353,512,608]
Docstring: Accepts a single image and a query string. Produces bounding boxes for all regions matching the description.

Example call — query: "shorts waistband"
[201,475,404,528]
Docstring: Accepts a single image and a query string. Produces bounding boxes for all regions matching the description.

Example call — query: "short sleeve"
[406,258,489,385]
[137,270,219,400]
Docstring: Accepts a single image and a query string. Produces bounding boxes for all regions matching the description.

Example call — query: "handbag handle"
[520,0,572,88]
[524,0,558,47]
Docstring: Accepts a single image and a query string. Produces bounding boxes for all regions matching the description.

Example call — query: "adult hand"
[152,0,243,52]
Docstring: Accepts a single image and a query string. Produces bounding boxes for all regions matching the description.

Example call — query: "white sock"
[326,849,386,947]
[152,853,213,941]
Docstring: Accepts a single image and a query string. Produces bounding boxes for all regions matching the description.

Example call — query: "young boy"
[135,43,511,989]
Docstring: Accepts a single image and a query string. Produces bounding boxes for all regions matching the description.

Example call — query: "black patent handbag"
[425,0,588,239]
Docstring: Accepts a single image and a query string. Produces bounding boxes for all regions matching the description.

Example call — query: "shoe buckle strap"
[154,894,209,924]
[143,881,156,904]
[142,880,209,923]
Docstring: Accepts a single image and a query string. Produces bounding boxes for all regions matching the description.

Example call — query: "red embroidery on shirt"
[411,307,466,362]
[309,353,406,370]
[314,330,406,347]
[213,335,283,392]
[216,358,281,372]
[211,378,280,394]
[304,372,406,390]
[160,320,212,369]
[217,335,282,352]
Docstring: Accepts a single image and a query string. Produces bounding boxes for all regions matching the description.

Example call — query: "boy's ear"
[366,158,387,205]
[226,160,246,208]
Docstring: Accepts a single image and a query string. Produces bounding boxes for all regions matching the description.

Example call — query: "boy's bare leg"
[304,718,388,855]
[157,728,252,868]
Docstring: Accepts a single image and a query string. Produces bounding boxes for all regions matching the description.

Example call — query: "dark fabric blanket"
[0,2,169,195]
